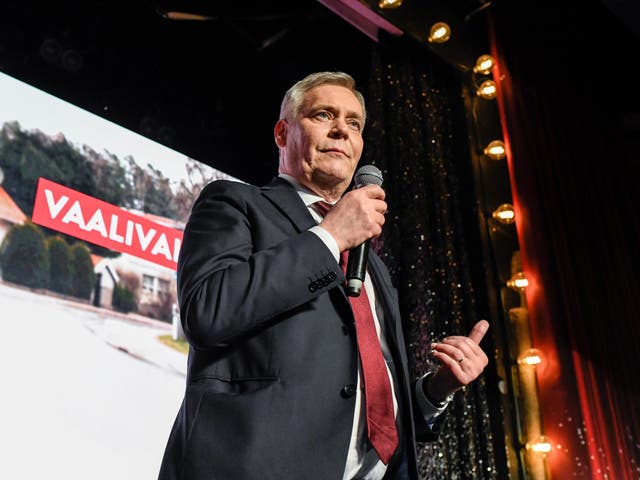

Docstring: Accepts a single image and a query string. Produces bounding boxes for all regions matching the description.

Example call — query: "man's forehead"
[301,84,363,116]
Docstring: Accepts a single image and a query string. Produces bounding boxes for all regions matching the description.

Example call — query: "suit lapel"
[367,253,401,349]
[262,178,401,330]
[262,178,412,413]
[261,176,317,233]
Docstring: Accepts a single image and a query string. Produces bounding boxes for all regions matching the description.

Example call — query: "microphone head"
[353,164,383,188]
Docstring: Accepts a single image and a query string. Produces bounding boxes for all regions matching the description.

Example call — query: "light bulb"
[492,204,515,224]
[507,272,528,292]
[428,22,451,43]
[483,140,506,160]
[473,54,494,75]
[517,348,543,366]
[379,0,403,9]
[476,79,497,99]
[526,435,552,454]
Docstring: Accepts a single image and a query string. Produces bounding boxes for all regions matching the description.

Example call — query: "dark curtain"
[489,0,640,477]
[363,37,501,479]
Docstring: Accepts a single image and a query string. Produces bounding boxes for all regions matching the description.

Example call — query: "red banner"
[32,177,182,270]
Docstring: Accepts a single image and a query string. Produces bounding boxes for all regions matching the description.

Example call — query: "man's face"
[276,84,364,196]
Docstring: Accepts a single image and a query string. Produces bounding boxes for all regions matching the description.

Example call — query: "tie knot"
[313,201,333,218]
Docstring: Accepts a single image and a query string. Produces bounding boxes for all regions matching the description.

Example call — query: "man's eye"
[315,111,331,120]
[348,121,361,132]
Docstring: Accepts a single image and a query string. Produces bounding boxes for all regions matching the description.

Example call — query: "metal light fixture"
[492,203,515,224]
[427,22,451,43]
[156,9,215,21]
[476,79,497,99]
[483,140,506,160]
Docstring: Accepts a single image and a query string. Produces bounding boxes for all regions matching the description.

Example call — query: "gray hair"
[279,71,366,126]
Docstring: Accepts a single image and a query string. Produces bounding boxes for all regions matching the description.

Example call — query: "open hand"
[425,320,490,403]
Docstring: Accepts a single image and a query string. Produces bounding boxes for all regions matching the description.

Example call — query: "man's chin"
[311,169,353,188]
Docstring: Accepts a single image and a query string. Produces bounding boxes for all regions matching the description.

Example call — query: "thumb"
[468,319,490,344]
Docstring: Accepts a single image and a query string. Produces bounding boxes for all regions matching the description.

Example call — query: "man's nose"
[329,118,350,138]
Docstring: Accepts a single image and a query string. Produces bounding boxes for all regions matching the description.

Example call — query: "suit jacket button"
[341,384,357,398]
[327,271,337,281]
[309,283,317,292]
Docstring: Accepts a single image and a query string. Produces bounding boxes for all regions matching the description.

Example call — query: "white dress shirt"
[278,174,448,479]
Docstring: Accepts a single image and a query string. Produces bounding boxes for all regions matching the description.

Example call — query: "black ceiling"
[0,0,377,184]
[1,1,639,185]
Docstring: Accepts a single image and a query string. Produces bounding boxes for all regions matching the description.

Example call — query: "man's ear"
[274,119,287,148]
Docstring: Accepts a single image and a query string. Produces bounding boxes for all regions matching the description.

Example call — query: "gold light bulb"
[526,435,552,454]
[507,272,528,292]
[379,0,403,9]
[483,140,506,160]
[473,54,495,75]
[517,348,543,366]
[427,22,451,43]
[476,79,497,99]
[492,204,515,224]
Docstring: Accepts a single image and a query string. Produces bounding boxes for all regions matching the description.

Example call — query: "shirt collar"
[278,173,332,208]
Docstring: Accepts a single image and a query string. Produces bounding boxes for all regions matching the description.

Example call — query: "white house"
[91,254,119,309]
[92,209,184,321]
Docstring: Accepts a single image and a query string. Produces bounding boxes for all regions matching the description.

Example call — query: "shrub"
[47,236,73,295]
[157,290,177,322]
[115,269,140,300]
[0,221,49,289]
[69,242,95,299]
[113,284,136,313]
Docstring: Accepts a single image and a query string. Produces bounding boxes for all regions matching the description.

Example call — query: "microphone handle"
[346,241,370,297]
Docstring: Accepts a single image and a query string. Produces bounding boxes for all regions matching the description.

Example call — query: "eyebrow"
[312,103,364,123]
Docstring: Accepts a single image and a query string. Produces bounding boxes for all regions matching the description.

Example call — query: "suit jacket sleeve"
[176,180,344,349]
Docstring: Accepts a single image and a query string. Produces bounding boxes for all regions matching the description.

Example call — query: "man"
[158,71,489,480]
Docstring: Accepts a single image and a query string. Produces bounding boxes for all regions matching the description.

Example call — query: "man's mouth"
[321,148,348,157]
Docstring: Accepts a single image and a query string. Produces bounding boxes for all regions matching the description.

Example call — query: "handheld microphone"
[346,165,384,297]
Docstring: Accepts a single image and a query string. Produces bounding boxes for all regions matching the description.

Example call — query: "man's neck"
[278,172,348,203]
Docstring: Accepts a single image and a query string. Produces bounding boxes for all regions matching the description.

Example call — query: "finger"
[431,341,468,363]
[468,319,489,344]
[436,336,481,357]
[374,199,388,214]
[361,184,385,200]
[430,349,465,373]
[431,347,487,377]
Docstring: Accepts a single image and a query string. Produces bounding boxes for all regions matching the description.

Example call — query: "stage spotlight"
[39,38,63,64]
[61,49,84,73]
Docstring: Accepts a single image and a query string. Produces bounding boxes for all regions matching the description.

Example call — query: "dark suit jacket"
[158,177,437,480]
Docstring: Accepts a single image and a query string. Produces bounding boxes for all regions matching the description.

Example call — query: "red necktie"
[313,201,399,464]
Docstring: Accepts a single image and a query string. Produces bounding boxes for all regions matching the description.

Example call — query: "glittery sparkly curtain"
[363,39,500,479]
